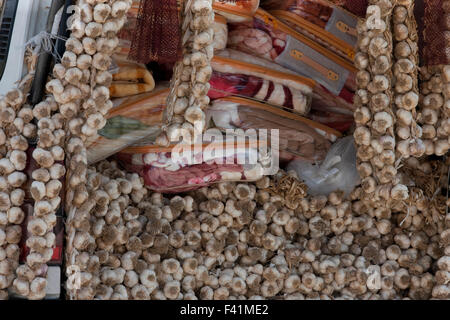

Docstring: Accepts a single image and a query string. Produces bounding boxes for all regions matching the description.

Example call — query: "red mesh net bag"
[422,0,449,66]
[128,0,182,65]
[328,0,368,17]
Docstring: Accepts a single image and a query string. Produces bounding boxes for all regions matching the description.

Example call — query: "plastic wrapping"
[117,138,275,193]
[262,0,357,62]
[287,136,360,196]
[87,86,169,164]
[308,108,353,132]
[206,96,341,163]
[110,58,155,98]
[210,50,315,114]
[213,0,261,22]
[216,49,354,114]
[227,9,357,96]
[213,15,229,51]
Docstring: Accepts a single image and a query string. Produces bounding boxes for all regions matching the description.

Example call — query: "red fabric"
[129,0,181,64]
[343,0,368,17]
[423,0,448,66]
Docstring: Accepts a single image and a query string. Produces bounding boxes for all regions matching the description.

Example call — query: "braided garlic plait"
[418,66,448,156]
[157,0,214,146]
[59,0,132,300]
[354,0,408,210]
[0,84,36,299]
[61,0,132,213]
[392,0,424,158]
[25,0,131,300]
[22,95,66,300]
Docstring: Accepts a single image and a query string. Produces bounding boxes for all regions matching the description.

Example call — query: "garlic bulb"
[354,0,406,214]
[0,82,36,299]
[392,1,423,159]
[157,0,214,146]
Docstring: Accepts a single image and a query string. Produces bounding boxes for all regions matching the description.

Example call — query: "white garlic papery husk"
[418,66,449,157]
[15,0,132,300]
[354,0,407,215]
[0,80,35,299]
[158,0,214,146]
[392,1,424,159]
[59,163,449,300]
[62,0,133,300]
[64,161,147,300]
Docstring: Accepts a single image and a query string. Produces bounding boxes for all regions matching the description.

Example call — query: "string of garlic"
[156,0,215,146]
[354,0,408,213]
[21,0,131,300]
[0,81,38,299]
[60,0,132,300]
[418,66,448,156]
[392,0,424,158]
[437,1,450,155]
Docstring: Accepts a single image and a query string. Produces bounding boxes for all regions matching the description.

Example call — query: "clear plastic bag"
[214,49,354,115]
[227,9,357,96]
[213,0,260,22]
[261,0,358,61]
[210,50,314,114]
[206,96,341,163]
[87,86,169,164]
[213,15,229,51]
[117,136,276,193]
[287,136,360,196]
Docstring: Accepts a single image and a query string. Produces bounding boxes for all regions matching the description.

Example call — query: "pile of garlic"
[392,1,424,158]
[354,0,408,213]
[62,164,449,300]
[157,0,215,146]
[0,85,35,299]
[65,161,147,299]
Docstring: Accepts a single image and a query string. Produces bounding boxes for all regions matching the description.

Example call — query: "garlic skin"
[353,0,408,217]
[157,0,214,145]
[62,163,449,301]
[16,0,133,300]
[59,0,135,301]
[0,80,36,299]
[418,66,450,157]
[391,1,424,159]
